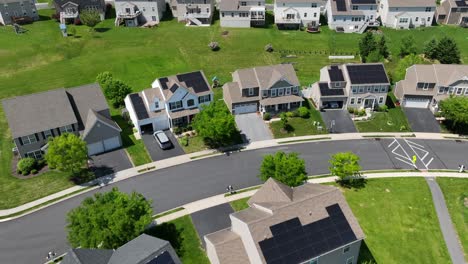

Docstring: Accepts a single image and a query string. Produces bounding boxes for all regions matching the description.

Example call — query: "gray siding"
[82,121,121,145]
[307,240,362,264]
[0,0,39,25]
[241,87,260,97]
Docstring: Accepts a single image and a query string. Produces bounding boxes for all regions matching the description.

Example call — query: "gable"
[270,79,294,89]
[82,120,121,144]
[62,1,79,8]
[167,85,191,102]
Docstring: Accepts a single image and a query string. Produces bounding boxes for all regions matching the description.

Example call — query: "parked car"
[153,131,172,150]
[329,102,340,109]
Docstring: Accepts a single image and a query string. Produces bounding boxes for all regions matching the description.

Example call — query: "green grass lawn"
[270,106,327,138]
[436,178,468,261]
[229,197,250,211]
[355,107,412,133]
[178,135,208,154]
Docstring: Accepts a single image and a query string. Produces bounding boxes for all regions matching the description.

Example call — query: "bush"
[298,107,310,118]
[31,169,38,175]
[347,107,355,114]
[180,136,189,146]
[400,125,406,131]
[37,159,47,169]
[378,105,388,112]
[353,108,359,115]
[17,158,36,175]
[358,109,366,116]
[263,112,271,121]
[173,127,182,135]
[286,111,295,118]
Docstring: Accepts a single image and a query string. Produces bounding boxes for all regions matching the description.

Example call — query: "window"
[311,3,317,7]
[314,12,317,17]
[304,13,307,17]
[240,1,246,6]
[222,12,224,17]
[21,134,37,145]
[358,87,364,93]
[198,94,211,104]
[465,88,468,95]
[187,99,195,107]
[26,150,43,159]
[438,87,445,94]
[357,98,362,104]
[293,87,299,94]
[262,90,268,97]
[334,82,340,87]
[350,98,355,104]
[60,125,73,133]
[249,88,254,96]
[231,13,234,17]
[456,87,463,95]
[425,7,432,12]
[278,88,284,96]
[366,87,371,92]
[44,130,53,139]
[352,5,358,10]
[271,89,277,97]
[352,87,357,93]
[373,87,379,93]
[380,87,386,93]
[346,256,354,264]
[415,17,419,22]
[379,96,384,104]
[169,100,183,110]
[399,18,409,23]
[343,246,350,253]
[427,17,431,22]
[286,87,291,95]
[449,87,455,94]
[152,7,155,11]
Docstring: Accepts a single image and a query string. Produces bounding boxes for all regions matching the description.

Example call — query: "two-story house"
[114,0,166,27]
[125,71,213,135]
[205,178,365,264]
[0,0,39,25]
[223,64,304,115]
[394,64,468,112]
[435,0,468,26]
[170,0,214,26]
[2,84,123,158]
[274,0,326,29]
[54,0,106,24]
[378,0,435,29]
[326,0,379,33]
[310,63,390,110]
[219,0,265,28]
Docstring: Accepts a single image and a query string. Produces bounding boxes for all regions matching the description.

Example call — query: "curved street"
[0,138,467,264]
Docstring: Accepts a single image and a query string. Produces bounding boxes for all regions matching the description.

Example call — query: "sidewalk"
[0,132,465,221]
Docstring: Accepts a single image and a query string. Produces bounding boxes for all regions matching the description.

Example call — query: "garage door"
[88,142,104,156]
[103,136,121,151]
[154,119,170,131]
[404,97,429,108]
[234,103,257,114]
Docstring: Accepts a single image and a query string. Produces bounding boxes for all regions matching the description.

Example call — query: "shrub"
[37,159,47,169]
[353,108,359,115]
[286,111,295,118]
[263,112,271,121]
[173,127,182,135]
[347,107,355,114]
[378,105,388,112]
[400,125,406,131]
[17,158,36,175]
[180,136,189,146]
[358,109,366,116]
[31,169,38,175]
[298,107,310,118]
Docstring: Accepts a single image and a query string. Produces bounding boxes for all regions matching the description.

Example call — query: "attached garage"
[403,96,431,108]
[83,110,123,156]
[88,142,105,156]
[233,103,257,114]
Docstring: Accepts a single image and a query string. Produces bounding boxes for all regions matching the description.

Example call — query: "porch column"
[372,98,375,109]
[288,103,291,110]
[275,104,278,111]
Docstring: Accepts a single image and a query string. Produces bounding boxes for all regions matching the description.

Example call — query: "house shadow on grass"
[112,114,136,148]
[358,240,377,264]
[146,223,184,256]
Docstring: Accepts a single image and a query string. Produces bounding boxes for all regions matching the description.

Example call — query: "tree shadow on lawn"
[146,223,184,256]
[337,178,368,190]
[112,115,136,148]
[358,240,378,264]
[95,28,111,33]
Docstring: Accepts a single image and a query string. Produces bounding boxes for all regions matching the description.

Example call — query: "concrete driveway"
[89,149,133,177]
[235,113,273,143]
[403,108,441,133]
[191,203,234,248]
[320,110,357,133]
[141,130,185,161]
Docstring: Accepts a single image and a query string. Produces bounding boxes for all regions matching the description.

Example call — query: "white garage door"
[88,142,104,156]
[103,136,121,151]
[154,118,170,131]
[234,103,257,114]
[404,97,430,108]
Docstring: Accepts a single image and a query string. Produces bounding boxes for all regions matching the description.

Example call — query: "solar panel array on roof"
[455,0,467,6]
[346,64,389,84]
[170,84,179,93]
[351,0,376,4]
[159,77,169,90]
[335,0,347,11]
[328,66,345,82]
[147,251,176,264]
[129,94,149,120]
[177,71,210,93]
[259,204,357,264]
[319,83,345,96]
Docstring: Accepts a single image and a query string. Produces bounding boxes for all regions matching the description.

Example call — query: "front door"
[364,98,374,108]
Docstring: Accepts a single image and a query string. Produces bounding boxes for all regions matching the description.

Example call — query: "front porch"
[261,101,302,115]
[170,114,196,129]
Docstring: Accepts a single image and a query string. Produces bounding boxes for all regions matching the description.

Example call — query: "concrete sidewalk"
[0,132,465,221]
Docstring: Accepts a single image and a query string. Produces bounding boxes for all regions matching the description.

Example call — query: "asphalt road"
[0,139,467,264]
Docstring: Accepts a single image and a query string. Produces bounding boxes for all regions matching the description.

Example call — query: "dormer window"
[154,101,159,109]
[334,82,340,88]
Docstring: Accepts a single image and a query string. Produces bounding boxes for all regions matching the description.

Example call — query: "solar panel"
[351,0,376,4]
[159,77,169,90]
[455,0,467,6]
[346,64,389,84]
[319,82,345,96]
[335,0,347,12]
[258,204,357,264]
[129,94,149,120]
[176,71,210,93]
[328,66,345,82]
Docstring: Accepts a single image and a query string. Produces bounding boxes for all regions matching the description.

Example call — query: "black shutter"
[50,129,55,137]
[41,132,46,140]
[35,133,39,141]
[71,124,75,132]
[18,137,23,146]
[56,128,61,136]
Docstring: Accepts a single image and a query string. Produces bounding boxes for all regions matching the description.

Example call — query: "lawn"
[436,178,468,261]
[355,107,411,133]
[229,197,250,211]
[178,135,208,154]
[270,105,328,138]
[146,215,210,264]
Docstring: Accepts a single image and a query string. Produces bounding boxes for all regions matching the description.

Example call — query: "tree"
[439,96,468,134]
[359,31,376,62]
[399,35,418,57]
[378,35,389,59]
[259,151,307,187]
[436,37,461,64]
[366,49,384,63]
[96,72,132,108]
[45,133,88,175]
[423,38,438,60]
[192,101,238,148]
[96,71,114,87]
[329,152,362,183]
[394,54,424,82]
[66,188,153,249]
[79,9,101,29]
[280,112,289,130]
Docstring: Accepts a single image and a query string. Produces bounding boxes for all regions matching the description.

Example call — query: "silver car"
[153,131,173,150]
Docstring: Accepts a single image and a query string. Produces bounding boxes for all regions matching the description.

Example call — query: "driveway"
[235,113,273,143]
[191,203,234,248]
[320,110,357,133]
[141,130,185,161]
[89,149,133,177]
[403,108,441,133]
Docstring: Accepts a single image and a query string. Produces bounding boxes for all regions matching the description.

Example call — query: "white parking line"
[405,139,425,148]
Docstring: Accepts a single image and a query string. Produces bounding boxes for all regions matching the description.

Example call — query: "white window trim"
[350,97,355,104]
[21,134,37,145]
[456,87,463,95]
[380,87,386,93]
[249,88,254,96]
[358,87,364,93]
[464,88,468,95]
[286,87,291,95]
[278,89,284,96]
[262,90,268,97]
[26,150,42,159]
[60,125,73,133]
[343,246,350,253]
[44,129,53,138]
[357,98,362,104]
[346,256,354,264]
[271,89,277,97]
[379,96,384,104]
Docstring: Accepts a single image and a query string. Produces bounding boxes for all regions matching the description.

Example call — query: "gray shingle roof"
[107,234,169,264]
[61,248,113,264]
[82,109,121,140]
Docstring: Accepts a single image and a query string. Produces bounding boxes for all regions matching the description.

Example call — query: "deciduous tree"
[399,35,418,57]
[394,54,424,82]
[436,37,461,64]
[359,31,376,62]
[79,9,101,29]
[378,35,389,59]
[96,72,133,108]
[329,152,362,183]
[45,133,87,175]
[259,151,307,187]
[439,96,468,134]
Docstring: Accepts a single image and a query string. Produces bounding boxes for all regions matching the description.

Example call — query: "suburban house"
[394,64,468,112]
[0,0,39,25]
[219,0,265,28]
[310,63,390,110]
[125,71,213,135]
[53,0,106,24]
[326,0,379,33]
[378,0,435,29]
[2,84,122,158]
[274,0,326,29]
[435,0,468,26]
[223,64,304,115]
[61,234,181,264]
[114,0,166,27]
[170,0,214,26]
[205,178,365,264]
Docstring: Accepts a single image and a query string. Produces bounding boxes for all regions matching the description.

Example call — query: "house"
[170,0,214,26]
[274,0,326,29]
[61,234,182,264]
[125,71,213,135]
[0,0,38,25]
[378,0,435,29]
[53,0,106,24]
[394,64,468,112]
[326,0,379,33]
[310,63,390,110]
[219,0,265,28]
[205,178,365,264]
[223,64,304,115]
[114,0,166,27]
[435,0,468,26]
[2,84,122,158]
